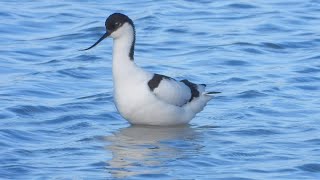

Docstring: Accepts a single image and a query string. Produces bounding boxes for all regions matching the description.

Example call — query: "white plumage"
[83,13,219,126]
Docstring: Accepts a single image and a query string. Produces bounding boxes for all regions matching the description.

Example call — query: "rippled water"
[1,0,320,179]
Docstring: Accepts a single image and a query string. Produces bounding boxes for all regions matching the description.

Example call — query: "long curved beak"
[80,31,110,51]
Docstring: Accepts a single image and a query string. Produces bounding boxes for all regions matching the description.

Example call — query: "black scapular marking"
[148,74,171,91]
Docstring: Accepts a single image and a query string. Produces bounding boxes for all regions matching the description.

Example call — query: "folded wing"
[147,74,205,106]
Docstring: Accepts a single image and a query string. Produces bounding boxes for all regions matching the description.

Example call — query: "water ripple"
[0,0,319,179]
[298,163,320,173]
[237,90,268,98]
[231,128,280,136]
[7,105,64,117]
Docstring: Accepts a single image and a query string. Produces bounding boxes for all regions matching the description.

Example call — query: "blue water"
[1,0,320,179]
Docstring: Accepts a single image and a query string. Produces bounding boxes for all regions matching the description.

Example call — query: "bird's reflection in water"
[104,125,202,179]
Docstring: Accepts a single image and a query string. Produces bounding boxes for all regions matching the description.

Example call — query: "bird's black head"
[82,13,135,51]
[105,13,134,34]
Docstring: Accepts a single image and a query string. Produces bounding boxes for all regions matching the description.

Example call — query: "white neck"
[112,23,137,84]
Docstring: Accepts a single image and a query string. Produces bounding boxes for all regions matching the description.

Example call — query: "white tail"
[183,94,214,113]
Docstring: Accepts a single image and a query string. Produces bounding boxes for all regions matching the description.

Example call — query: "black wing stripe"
[180,79,200,102]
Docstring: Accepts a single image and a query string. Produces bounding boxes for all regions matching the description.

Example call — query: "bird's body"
[83,13,219,126]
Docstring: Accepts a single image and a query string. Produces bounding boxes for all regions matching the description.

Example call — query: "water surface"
[0,0,320,179]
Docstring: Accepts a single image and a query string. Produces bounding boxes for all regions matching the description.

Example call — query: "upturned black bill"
[80,31,110,51]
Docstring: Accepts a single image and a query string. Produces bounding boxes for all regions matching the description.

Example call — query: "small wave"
[297,163,320,172]
[130,173,171,179]
[0,165,35,179]
[295,67,320,74]
[304,138,320,145]
[231,128,281,136]
[223,151,268,160]
[254,23,290,33]
[231,42,257,46]
[82,26,105,35]
[36,59,60,65]
[35,32,84,41]
[281,41,316,49]
[165,28,188,34]
[261,42,284,49]
[222,60,250,66]
[44,115,87,125]
[295,85,319,91]
[289,76,320,83]
[65,122,91,130]
[237,90,268,98]
[0,113,11,120]
[304,55,320,61]
[57,67,93,79]
[223,77,248,83]
[76,93,112,102]
[74,54,104,62]
[15,89,61,99]
[242,48,264,54]
[7,105,64,116]
[88,161,108,167]
[137,15,158,21]
[227,3,258,9]
[0,12,12,17]
[44,112,120,126]
[0,129,41,143]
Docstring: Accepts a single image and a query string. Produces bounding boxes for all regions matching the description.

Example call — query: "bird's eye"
[115,22,120,26]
